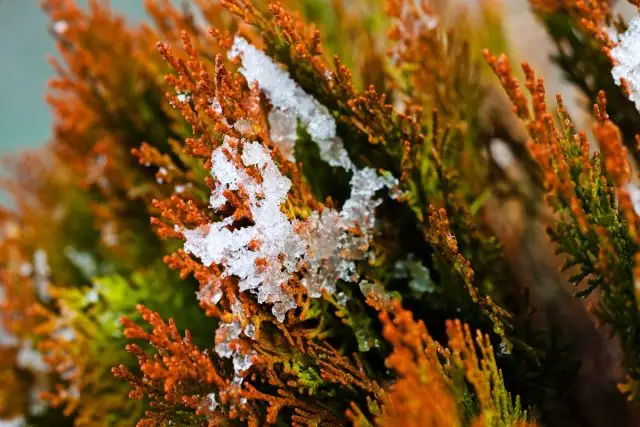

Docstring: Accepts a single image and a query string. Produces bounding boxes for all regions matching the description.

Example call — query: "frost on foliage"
[214,302,255,383]
[184,39,399,322]
[215,320,253,382]
[229,36,353,170]
[184,138,395,320]
[611,14,640,111]
[184,137,305,321]
[297,168,397,297]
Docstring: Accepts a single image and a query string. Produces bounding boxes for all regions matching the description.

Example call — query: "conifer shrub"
[3,0,640,425]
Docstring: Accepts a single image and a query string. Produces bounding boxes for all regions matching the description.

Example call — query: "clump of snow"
[0,285,18,347]
[296,167,396,297]
[611,15,640,111]
[229,37,353,170]
[184,138,395,320]
[213,301,256,383]
[215,320,253,379]
[184,137,305,321]
[183,39,399,323]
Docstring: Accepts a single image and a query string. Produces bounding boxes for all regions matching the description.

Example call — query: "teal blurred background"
[0,1,153,157]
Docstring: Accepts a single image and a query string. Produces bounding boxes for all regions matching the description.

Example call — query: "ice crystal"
[214,320,255,382]
[297,168,396,297]
[229,36,353,170]
[611,14,640,111]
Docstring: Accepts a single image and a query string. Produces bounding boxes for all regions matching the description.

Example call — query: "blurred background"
[0,0,635,156]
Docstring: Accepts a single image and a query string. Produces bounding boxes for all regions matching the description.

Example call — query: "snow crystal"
[184,140,394,318]
[394,255,433,295]
[268,109,298,161]
[229,37,353,170]
[611,15,640,111]
[214,320,255,382]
